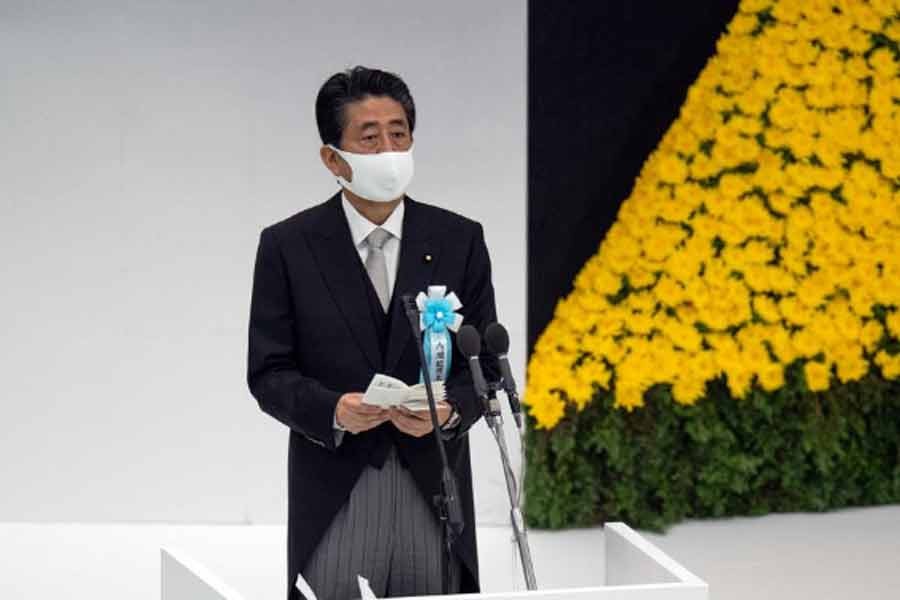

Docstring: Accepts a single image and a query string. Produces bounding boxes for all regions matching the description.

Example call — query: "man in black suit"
[246,66,498,600]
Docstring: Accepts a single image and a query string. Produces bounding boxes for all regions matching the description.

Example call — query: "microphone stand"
[401,296,463,596]
[482,382,537,590]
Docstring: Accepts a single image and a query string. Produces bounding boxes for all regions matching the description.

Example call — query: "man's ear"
[320,145,351,180]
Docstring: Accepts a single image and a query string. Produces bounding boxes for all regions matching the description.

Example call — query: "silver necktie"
[364,227,392,312]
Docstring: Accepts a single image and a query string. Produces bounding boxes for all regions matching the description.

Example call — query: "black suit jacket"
[246,192,499,599]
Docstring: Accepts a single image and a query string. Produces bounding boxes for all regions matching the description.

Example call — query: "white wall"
[0,0,525,525]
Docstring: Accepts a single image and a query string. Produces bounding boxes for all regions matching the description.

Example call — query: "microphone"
[457,325,500,424]
[484,323,523,430]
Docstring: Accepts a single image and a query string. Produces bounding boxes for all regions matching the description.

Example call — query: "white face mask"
[328,143,414,203]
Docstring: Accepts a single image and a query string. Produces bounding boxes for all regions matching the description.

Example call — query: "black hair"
[315,66,416,147]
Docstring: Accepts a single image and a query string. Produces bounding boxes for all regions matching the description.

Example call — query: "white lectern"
[160,522,707,600]
[161,546,245,600]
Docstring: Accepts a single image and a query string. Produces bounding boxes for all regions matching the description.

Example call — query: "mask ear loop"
[327,144,353,185]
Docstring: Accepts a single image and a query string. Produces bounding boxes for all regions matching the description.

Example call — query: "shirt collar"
[340,192,405,248]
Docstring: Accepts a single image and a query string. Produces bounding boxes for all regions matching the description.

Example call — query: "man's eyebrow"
[358,119,407,130]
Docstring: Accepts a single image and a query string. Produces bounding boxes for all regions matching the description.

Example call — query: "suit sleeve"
[443,221,500,440]
[246,226,343,451]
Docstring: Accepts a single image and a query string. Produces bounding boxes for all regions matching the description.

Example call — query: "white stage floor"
[2,505,899,599]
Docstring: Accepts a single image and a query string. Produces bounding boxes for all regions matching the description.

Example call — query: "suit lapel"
[384,197,439,375]
[306,193,382,371]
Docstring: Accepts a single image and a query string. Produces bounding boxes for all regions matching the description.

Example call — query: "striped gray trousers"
[302,446,461,600]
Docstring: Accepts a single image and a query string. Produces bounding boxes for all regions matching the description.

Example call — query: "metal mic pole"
[458,326,537,590]
[486,396,537,591]
[401,295,462,596]
[484,323,528,510]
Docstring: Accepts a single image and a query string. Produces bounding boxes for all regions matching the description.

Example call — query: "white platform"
[163,522,706,600]
[2,505,899,599]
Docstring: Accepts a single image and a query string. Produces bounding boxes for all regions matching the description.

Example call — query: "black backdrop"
[527,1,741,352]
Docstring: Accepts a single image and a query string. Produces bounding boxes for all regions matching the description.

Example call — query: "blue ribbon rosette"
[416,285,464,384]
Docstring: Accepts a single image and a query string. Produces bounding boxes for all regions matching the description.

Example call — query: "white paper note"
[295,572,318,600]
[358,575,378,600]
[362,373,445,411]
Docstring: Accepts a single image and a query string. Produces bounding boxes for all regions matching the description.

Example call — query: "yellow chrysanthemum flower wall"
[525,0,900,430]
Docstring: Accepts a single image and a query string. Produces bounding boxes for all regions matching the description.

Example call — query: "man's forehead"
[343,96,408,128]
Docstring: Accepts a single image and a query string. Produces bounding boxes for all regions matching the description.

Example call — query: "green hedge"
[523,366,900,531]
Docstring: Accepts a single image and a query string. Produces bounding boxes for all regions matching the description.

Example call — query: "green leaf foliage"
[523,369,900,532]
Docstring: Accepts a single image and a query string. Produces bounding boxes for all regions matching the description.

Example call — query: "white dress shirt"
[341,192,404,294]
[332,193,459,441]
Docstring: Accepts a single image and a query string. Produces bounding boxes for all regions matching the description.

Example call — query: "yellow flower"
[844,55,873,78]
[758,361,785,392]
[526,390,566,429]
[752,294,781,323]
[745,265,795,294]
[653,274,687,306]
[672,376,705,405]
[526,0,900,426]
[887,311,900,339]
[726,366,753,399]
[780,296,815,326]
[742,0,773,10]
[804,361,831,392]
[656,154,688,184]
[614,383,645,411]
[796,272,835,308]
[745,240,775,264]
[868,0,896,19]
[833,345,869,384]
[574,358,611,396]
[886,19,900,40]
[768,327,797,363]
[772,1,802,23]
[767,191,793,215]
[844,27,873,53]
[592,265,623,296]
[728,14,759,36]
[660,317,703,352]
[875,351,900,379]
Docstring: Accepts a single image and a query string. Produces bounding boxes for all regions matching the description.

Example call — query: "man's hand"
[389,401,453,438]
[336,393,389,434]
